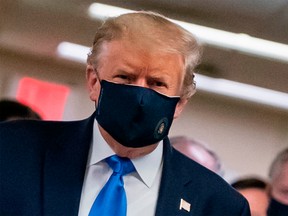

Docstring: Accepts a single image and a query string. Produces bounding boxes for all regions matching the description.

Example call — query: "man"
[0,11,250,215]
[170,135,222,175]
[267,148,288,216]
[231,177,270,216]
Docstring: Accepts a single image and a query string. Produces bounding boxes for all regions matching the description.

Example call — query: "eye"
[116,74,129,80]
[148,79,167,88]
[113,73,134,84]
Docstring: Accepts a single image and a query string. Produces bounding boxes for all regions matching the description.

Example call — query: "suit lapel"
[42,117,195,215]
[43,115,94,216]
[155,137,195,216]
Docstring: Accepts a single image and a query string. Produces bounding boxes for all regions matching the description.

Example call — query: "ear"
[173,98,188,119]
[86,64,99,102]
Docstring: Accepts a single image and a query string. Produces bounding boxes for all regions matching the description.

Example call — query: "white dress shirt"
[78,120,163,216]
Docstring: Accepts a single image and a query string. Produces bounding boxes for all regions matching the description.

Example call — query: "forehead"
[98,39,184,72]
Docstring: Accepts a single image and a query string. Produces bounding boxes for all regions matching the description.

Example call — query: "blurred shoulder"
[0,115,94,148]
[0,117,89,134]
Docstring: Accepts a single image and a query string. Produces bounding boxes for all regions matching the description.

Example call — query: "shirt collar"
[90,119,163,188]
[89,119,115,166]
[132,142,163,188]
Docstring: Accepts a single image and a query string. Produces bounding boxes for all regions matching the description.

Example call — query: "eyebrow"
[115,69,137,78]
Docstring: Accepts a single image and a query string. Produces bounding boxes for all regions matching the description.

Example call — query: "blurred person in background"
[0,99,42,121]
[170,135,222,175]
[267,148,288,216]
[231,177,270,216]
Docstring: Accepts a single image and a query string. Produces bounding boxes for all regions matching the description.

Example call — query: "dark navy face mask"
[95,80,180,148]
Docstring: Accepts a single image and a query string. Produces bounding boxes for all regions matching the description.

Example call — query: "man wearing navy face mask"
[0,12,250,216]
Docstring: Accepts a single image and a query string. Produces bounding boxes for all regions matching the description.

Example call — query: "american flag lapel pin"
[179,198,191,212]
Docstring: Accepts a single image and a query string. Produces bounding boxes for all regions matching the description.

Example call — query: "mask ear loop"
[93,68,103,111]
[93,68,102,84]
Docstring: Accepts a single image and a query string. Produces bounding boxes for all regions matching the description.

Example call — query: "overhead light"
[88,3,133,19]
[196,74,288,110]
[56,41,288,111]
[56,42,90,63]
[88,3,288,63]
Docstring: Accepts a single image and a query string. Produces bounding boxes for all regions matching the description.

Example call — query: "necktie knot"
[106,155,135,176]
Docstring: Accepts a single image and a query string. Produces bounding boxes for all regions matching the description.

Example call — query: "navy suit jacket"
[0,113,250,216]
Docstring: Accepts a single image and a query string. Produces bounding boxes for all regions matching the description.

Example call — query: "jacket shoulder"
[169,148,250,215]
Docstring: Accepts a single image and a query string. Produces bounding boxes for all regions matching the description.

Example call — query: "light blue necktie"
[89,155,135,216]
